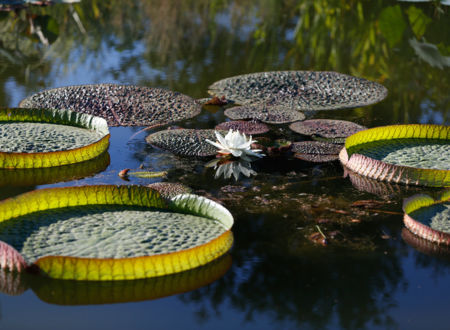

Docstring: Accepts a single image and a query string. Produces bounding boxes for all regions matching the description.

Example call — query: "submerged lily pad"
[340,124,450,186]
[292,141,342,162]
[215,120,270,135]
[403,190,450,246]
[146,129,225,157]
[19,84,202,127]
[224,104,305,124]
[0,108,109,169]
[209,71,387,110]
[289,119,366,142]
[0,185,233,280]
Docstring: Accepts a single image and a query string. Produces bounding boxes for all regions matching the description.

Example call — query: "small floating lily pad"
[147,182,192,199]
[292,141,342,162]
[289,119,366,142]
[403,190,450,246]
[215,120,270,135]
[146,129,226,157]
[0,185,234,280]
[224,104,305,124]
[0,108,109,169]
[19,84,202,127]
[340,124,450,186]
[209,71,387,110]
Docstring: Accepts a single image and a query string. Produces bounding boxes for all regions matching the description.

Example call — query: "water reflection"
[206,157,257,181]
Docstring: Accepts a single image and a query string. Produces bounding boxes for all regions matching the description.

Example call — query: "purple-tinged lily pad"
[19,84,202,127]
[224,104,305,124]
[289,119,366,141]
[292,141,342,162]
[146,129,226,157]
[215,120,270,135]
[209,71,387,111]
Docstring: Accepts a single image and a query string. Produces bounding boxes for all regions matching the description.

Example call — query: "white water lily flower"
[206,129,264,160]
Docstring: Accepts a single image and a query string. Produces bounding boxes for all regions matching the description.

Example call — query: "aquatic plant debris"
[0,185,234,280]
[340,124,450,187]
[0,108,109,169]
[403,190,450,246]
[209,71,387,110]
[19,84,202,127]
[206,129,264,161]
[146,129,224,157]
[224,104,305,124]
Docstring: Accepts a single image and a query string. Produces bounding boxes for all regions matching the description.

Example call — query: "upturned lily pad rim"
[402,190,450,246]
[0,108,110,169]
[0,185,233,281]
[340,124,450,187]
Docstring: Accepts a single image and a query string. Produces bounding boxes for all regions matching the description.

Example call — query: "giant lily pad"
[0,185,234,280]
[146,129,226,157]
[339,124,450,187]
[0,108,109,169]
[289,119,366,143]
[209,71,387,110]
[224,104,305,124]
[403,190,450,246]
[19,84,202,127]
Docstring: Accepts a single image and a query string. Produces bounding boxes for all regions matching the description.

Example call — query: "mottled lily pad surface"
[292,141,342,162]
[224,104,305,124]
[146,129,226,157]
[215,120,270,135]
[289,119,366,140]
[19,84,202,127]
[147,182,192,198]
[0,123,103,153]
[209,71,387,110]
[0,205,226,263]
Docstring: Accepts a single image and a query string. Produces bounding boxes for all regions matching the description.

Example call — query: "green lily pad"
[19,84,202,127]
[340,124,450,186]
[0,185,234,280]
[209,71,387,110]
[403,190,450,246]
[0,108,109,169]
[146,129,226,157]
[224,104,305,124]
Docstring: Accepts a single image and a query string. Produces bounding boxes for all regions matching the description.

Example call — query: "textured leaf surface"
[224,104,305,124]
[292,141,342,162]
[403,191,450,245]
[146,129,226,157]
[341,125,450,187]
[19,84,202,127]
[0,108,109,169]
[0,185,234,280]
[215,120,270,135]
[289,119,366,139]
[209,71,387,111]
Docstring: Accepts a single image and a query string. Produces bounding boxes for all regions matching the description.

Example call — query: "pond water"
[0,0,449,329]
